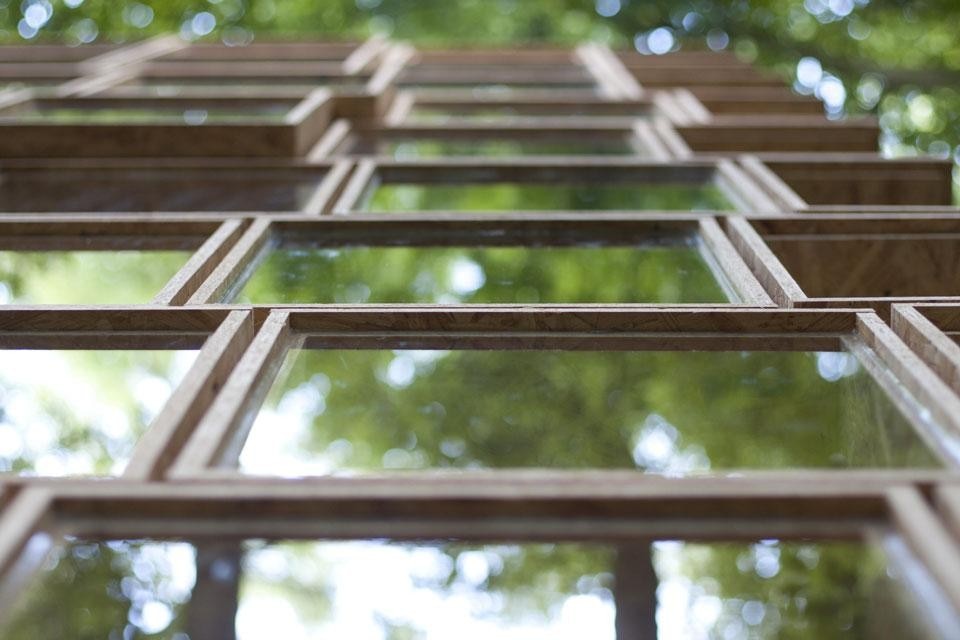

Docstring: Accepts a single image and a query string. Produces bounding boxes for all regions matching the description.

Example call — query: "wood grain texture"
[892,304,960,394]
[154,219,249,306]
[724,217,807,306]
[169,311,292,477]
[124,310,256,481]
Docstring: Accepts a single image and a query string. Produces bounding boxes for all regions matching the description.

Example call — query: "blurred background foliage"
[1,0,959,179]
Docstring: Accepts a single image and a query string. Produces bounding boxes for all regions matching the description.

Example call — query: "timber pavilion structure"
[0,35,957,638]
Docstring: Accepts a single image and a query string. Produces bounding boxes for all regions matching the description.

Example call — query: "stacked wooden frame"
[0,34,959,638]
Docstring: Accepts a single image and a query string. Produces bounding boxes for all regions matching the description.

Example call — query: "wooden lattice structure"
[0,35,958,638]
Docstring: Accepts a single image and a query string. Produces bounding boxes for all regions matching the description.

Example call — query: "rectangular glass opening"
[374,136,639,158]
[408,104,646,123]
[232,240,732,304]
[0,79,68,91]
[237,346,941,476]
[0,101,295,125]
[157,44,358,63]
[361,182,735,212]
[399,82,598,92]
[0,348,197,476]
[129,77,369,94]
[0,534,946,639]
[0,171,325,212]
[0,250,191,304]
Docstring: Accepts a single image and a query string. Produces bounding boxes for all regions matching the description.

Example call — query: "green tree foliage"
[0,250,189,304]
[0,540,194,639]
[0,348,195,474]
[239,347,937,474]
[0,252,196,474]
[0,537,940,638]
[364,183,734,212]
[235,243,730,304]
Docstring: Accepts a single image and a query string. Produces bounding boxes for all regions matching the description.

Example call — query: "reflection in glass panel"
[3,104,291,124]
[129,78,369,95]
[400,83,598,93]
[409,106,642,123]
[239,349,938,476]
[0,536,944,639]
[382,137,637,157]
[129,84,356,97]
[0,349,197,475]
[0,80,67,91]
[233,243,730,304]
[0,175,324,212]
[363,182,734,212]
[0,251,191,304]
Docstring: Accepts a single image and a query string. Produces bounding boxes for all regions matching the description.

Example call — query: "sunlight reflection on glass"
[237,348,939,476]
[816,351,860,381]
[0,537,943,639]
[0,250,190,304]
[0,349,197,475]
[233,244,730,305]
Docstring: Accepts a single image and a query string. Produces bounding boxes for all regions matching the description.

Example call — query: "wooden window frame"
[0,37,956,634]
[0,219,248,306]
[0,308,253,481]
[0,89,334,158]
[165,308,960,482]
[186,215,772,306]
[892,303,960,397]
[0,483,958,633]
[728,214,960,316]
[655,112,881,155]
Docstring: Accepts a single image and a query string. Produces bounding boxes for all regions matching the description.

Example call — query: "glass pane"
[382,137,637,157]
[238,348,938,476]
[139,77,366,87]
[409,106,643,123]
[0,349,197,475]
[363,183,734,212]
[0,537,943,639]
[131,81,366,96]
[0,251,191,305]
[400,82,598,92]
[4,104,291,124]
[0,175,322,212]
[233,243,730,304]
[0,79,67,91]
